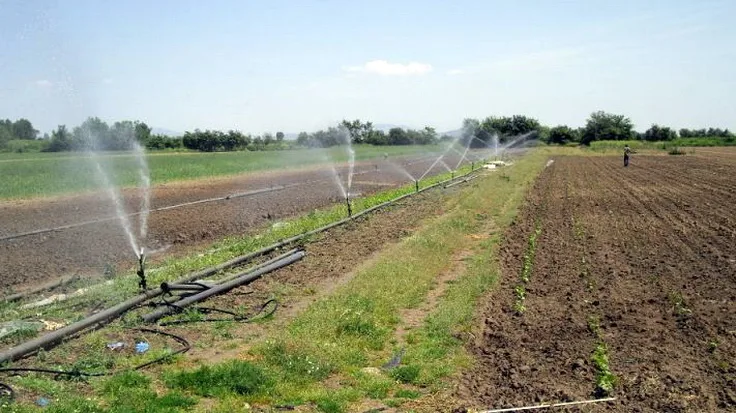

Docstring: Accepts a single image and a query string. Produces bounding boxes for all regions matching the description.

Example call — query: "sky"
[1,0,735,135]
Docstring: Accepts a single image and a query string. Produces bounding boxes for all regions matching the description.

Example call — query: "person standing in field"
[624,145,631,167]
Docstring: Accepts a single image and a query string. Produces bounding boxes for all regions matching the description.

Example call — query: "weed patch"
[164,360,270,397]
[389,365,421,384]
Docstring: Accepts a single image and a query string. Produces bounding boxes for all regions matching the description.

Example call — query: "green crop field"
[0,145,442,200]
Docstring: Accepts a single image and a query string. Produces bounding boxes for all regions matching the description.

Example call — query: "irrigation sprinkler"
[136,251,147,290]
[451,170,455,180]
[415,180,419,193]
[0,167,480,363]
[471,161,475,171]
[345,196,353,217]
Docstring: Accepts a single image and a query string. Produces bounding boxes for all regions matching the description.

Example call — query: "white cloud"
[34,79,53,88]
[102,78,114,84]
[344,60,433,76]
[447,69,465,76]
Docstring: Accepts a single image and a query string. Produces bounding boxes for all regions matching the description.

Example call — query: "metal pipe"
[345,197,352,217]
[415,180,419,193]
[141,251,305,323]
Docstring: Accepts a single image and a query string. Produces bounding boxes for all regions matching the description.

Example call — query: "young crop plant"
[513,284,527,314]
[512,222,542,314]
[520,223,542,283]
[591,342,617,397]
[668,291,692,318]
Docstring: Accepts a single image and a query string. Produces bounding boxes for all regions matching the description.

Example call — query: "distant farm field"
[0,145,441,199]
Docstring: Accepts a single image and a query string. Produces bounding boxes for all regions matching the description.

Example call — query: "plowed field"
[0,153,482,291]
[456,155,736,412]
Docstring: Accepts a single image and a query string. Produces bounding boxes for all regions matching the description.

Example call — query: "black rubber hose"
[0,327,191,403]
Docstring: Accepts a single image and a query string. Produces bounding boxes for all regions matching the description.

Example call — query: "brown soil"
[2,171,462,402]
[174,188,449,365]
[454,154,736,412]
[0,153,473,292]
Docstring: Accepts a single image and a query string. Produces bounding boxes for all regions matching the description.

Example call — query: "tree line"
[545,111,735,146]
[0,117,153,152]
[2,113,733,153]
[459,115,541,148]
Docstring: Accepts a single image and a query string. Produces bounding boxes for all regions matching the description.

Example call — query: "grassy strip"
[402,154,548,402]
[589,138,736,152]
[0,145,441,199]
[0,163,473,325]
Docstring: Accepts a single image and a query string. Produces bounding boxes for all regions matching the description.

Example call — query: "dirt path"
[455,155,736,412]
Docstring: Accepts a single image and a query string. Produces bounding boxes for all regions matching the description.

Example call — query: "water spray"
[137,249,147,290]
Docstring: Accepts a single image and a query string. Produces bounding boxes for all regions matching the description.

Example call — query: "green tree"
[296,131,310,146]
[480,115,541,143]
[135,122,152,144]
[388,127,411,145]
[643,124,677,142]
[46,125,73,152]
[580,111,634,145]
[263,133,274,146]
[419,126,438,144]
[364,129,387,145]
[12,118,38,140]
[0,120,12,148]
[74,117,111,150]
[341,119,368,144]
[276,131,285,142]
[547,125,578,145]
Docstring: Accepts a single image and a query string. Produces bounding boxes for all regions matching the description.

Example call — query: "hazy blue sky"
[1,0,734,134]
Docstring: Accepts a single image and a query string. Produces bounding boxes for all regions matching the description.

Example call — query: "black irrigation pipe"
[0,249,301,364]
[443,174,479,189]
[0,327,191,403]
[142,251,304,323]
[0,164,478,364]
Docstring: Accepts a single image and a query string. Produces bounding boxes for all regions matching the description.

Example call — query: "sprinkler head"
[137,251,147,290]
[345,196,352,217]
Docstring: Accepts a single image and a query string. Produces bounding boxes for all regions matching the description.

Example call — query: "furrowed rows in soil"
[0,153,477,290]
[456,155,736,412]
[456,160,599,408]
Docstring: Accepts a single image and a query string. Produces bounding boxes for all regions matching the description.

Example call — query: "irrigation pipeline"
[0,154,442,243]
[0,165,479,364]
[141,251,304,323]
[0,249,304,364]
